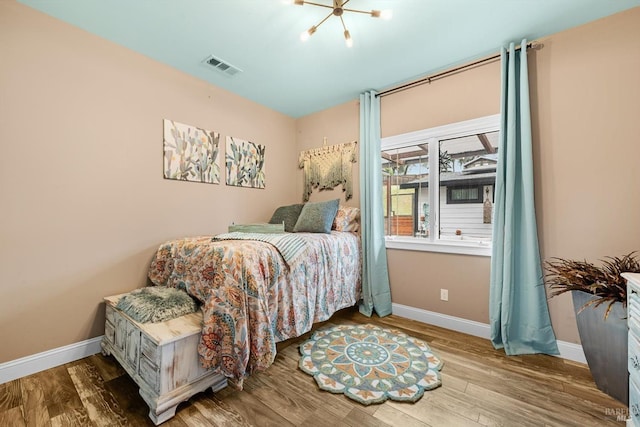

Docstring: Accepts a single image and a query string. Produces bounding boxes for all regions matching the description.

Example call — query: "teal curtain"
[359,90,392,317]
[489,40,559,355]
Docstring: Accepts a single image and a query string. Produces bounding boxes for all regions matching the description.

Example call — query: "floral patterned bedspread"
[147,231,361,386]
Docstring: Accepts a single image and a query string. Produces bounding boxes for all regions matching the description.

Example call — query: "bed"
[148,228,362,385]
[102,202,362,424]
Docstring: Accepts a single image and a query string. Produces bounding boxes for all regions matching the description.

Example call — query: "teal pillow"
[293,199,340,233]
[269,203,304,232]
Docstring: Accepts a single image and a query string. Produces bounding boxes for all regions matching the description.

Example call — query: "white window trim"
[381,114,500,257]
[385,236,492,257]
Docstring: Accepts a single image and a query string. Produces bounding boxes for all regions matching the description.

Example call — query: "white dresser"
[625,273,640,426]
[101,294,227,425]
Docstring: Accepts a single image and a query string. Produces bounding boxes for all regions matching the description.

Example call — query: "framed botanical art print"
[225,136,265,189]
[163,119,220,184]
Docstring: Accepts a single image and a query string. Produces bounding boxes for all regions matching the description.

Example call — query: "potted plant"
[545,252,640,404]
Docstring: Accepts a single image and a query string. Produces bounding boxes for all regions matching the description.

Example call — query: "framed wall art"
[163,119,220,184]
[225,136,265,189]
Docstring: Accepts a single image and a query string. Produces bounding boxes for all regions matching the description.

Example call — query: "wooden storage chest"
[101,294,227,425]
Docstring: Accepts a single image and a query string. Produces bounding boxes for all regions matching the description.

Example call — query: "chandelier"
[291,0,392,47]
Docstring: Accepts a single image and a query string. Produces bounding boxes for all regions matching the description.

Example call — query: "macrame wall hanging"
[299,139,358,202]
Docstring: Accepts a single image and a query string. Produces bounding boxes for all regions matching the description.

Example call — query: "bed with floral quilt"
[148,228,361,387]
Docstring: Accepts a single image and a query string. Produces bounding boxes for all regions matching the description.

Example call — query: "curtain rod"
[377,42,538,98]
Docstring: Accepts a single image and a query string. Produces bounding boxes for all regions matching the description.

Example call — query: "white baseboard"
[0,336,104,384]
[556,340,587,365]
[0,304,587,385]
[392,303,586,364]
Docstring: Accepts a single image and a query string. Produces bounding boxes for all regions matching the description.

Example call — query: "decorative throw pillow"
[269,203,304,232]
[293,199,340,233]
[332,206,360,232]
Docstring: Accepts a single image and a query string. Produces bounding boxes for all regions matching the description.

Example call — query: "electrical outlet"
[440,289,449,301]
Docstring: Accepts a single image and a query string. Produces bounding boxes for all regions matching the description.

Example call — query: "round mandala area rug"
[299,324,443,405]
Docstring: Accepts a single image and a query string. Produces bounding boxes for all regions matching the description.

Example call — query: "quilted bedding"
[147,231,361,386]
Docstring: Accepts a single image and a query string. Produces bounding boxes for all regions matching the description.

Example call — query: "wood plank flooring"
[0,309,628,426]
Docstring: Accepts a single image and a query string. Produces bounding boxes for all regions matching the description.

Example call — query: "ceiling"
[19,0,640,118]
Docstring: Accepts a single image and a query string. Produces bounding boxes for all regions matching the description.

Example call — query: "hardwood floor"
[0,310,628,426]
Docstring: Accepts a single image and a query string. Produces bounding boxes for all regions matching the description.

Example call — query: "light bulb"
[344,30,353,48]
[300,26,316,42]
[380,9,392,20]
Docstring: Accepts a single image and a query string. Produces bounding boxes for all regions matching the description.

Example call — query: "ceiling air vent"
[202,55,242,77]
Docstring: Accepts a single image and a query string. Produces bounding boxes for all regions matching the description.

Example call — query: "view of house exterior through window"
[382,130,499,245]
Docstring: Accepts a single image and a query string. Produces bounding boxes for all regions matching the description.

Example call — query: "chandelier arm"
[302,1,334,9]
[302,0,351,10]
[339,15,348,32]
[313,10,335,30]
[342,8,372,15]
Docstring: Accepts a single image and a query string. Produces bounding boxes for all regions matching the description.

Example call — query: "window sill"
[384,236,492,257]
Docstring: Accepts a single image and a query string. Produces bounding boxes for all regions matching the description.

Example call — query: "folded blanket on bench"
[115,286,198,323]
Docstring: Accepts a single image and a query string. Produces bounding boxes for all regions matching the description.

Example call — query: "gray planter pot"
[572,290,628,404]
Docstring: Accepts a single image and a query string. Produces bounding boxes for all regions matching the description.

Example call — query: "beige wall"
[0,2,297,363]
[295,100,361,206]
[296,62,501,326]
[379,61,501,326]
[297,7,640,344]
[532,7,640,342]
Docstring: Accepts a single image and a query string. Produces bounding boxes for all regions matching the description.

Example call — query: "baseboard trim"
[0,304,587,384]
[0,336,104,384]
[392,303,586,364]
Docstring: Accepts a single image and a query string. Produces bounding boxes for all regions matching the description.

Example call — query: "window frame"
[381,114,500,257]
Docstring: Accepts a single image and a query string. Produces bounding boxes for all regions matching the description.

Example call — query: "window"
[447,185,482,204]
[381,115,500,256]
